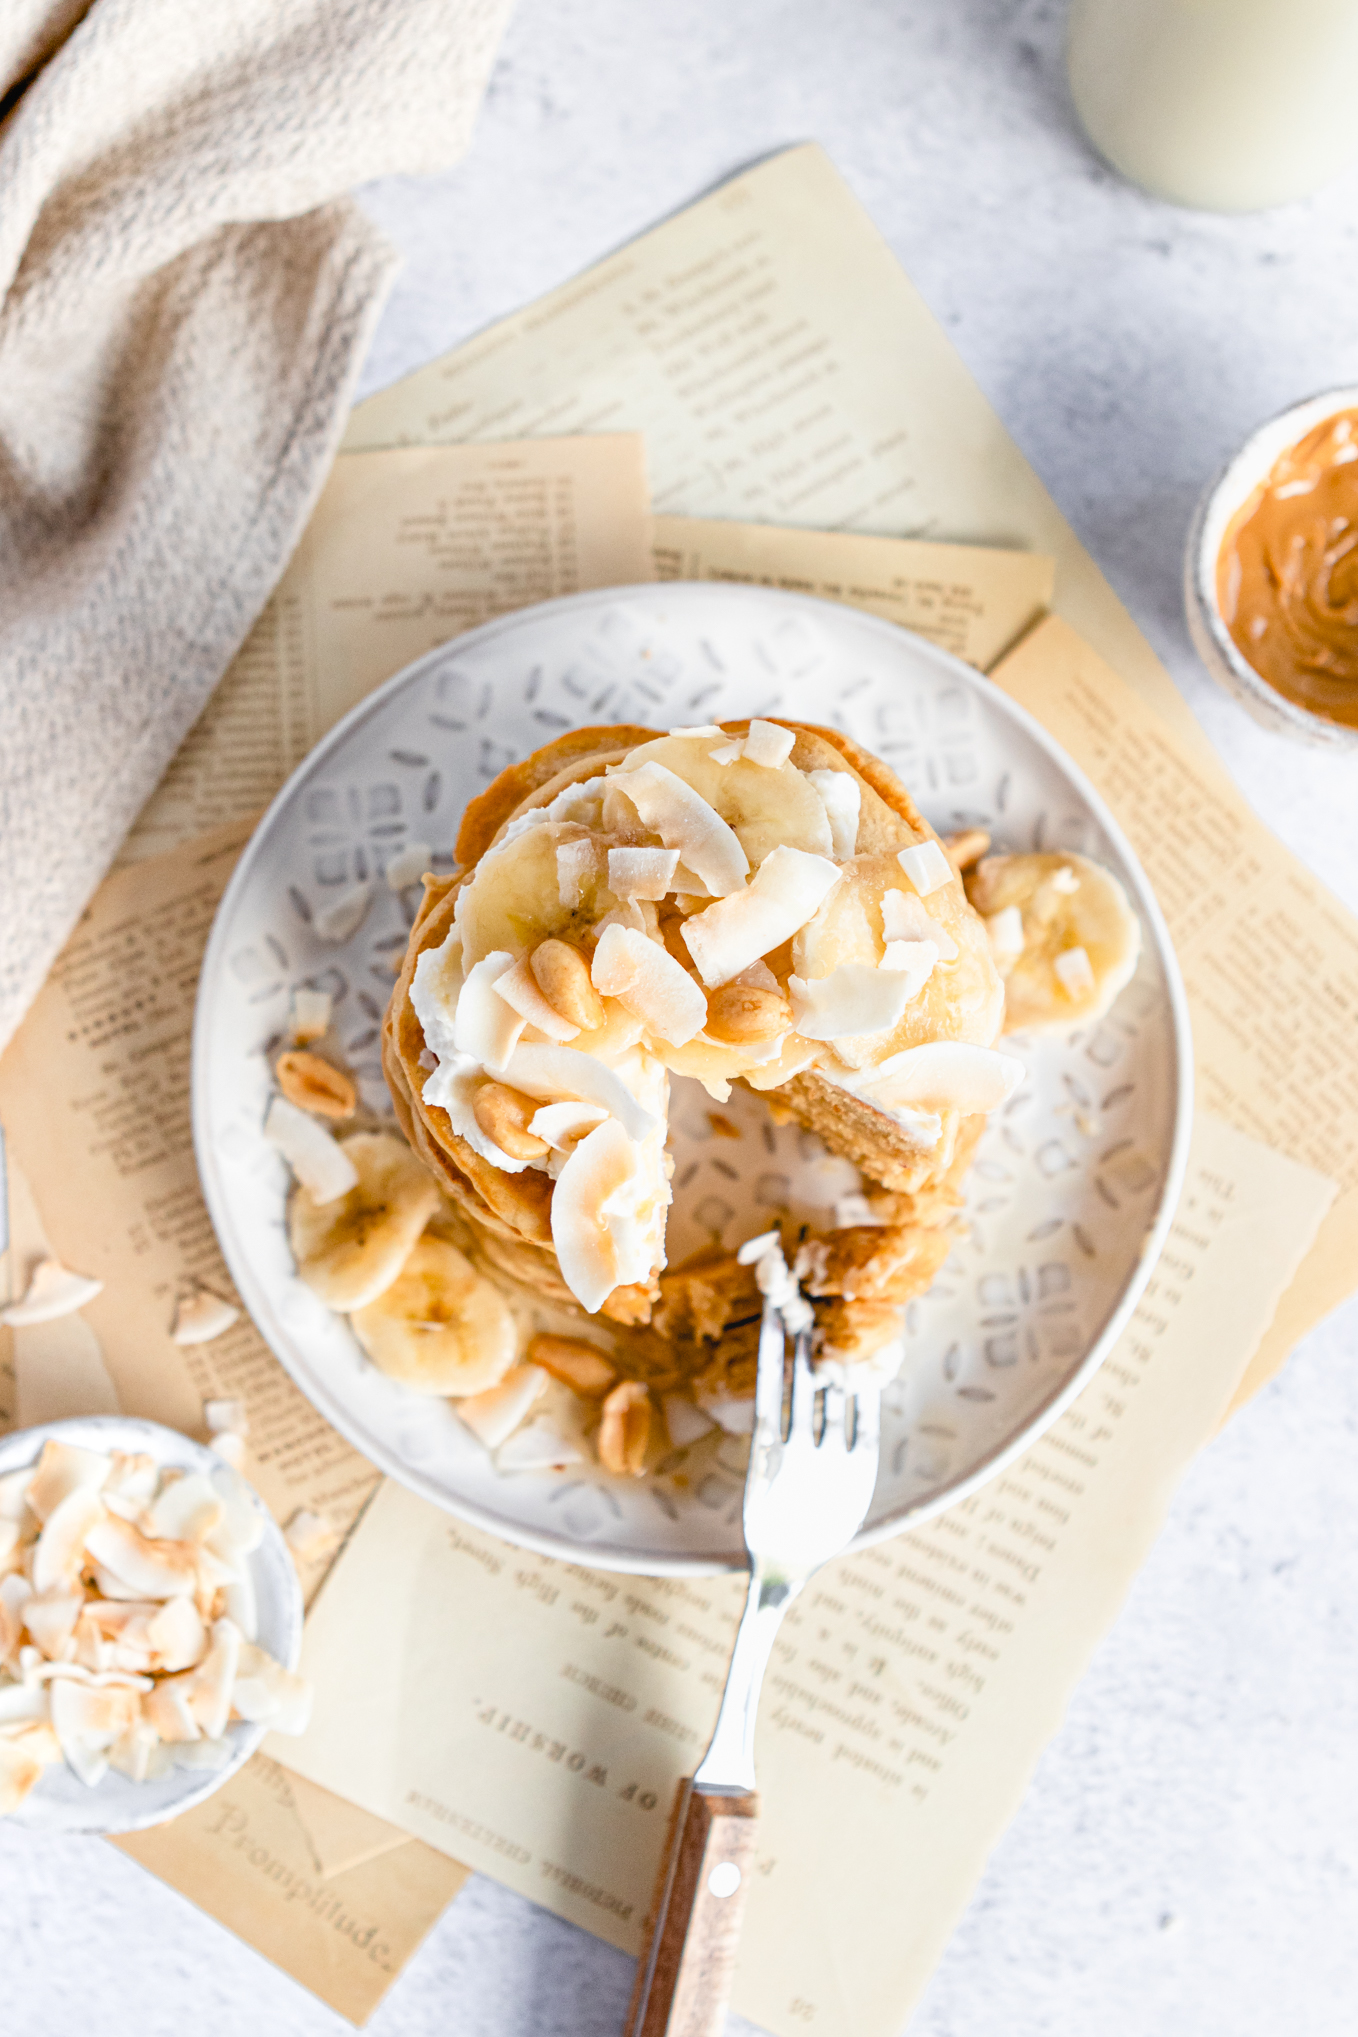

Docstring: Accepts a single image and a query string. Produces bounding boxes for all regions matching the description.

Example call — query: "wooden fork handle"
[625,1780,759,2037]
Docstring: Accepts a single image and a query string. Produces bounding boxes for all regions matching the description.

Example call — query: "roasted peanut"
[473,1080,549,1161]
[275,1050,357,1120]
[597,1379,652,1476]
[704,981,792,1044]
[528,1333,617,1397]
[531,938,605,1030]
[944,827,991,874]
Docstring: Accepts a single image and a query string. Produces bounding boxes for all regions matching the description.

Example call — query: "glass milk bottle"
[1067,0,1358,211]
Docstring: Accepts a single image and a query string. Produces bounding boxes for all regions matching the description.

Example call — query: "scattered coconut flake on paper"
[1,1259,103,1328]
[171,1290,240,1346]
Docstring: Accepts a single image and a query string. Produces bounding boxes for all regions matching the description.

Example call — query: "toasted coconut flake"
[174,1735,235,1771]
[231,1645,313,1735]
[188,1619,242,1740]
[879,938,938,1000]
[496,1409,588,1473]
[25,1441,111,1524]
[457,1364,547,1451]
[312,881,372,943]
[0,1738,45,1814]
[289,986,333,1043]
[613,762,749,897]
[682,846,841,988]
[144,1473,224,1545]
[882,887,958,959]
[707,740,743,766]
[103,1453,159,1510]
[264,1095,359,1204]
[223,1564,257,1643]
[0,1470,31,1524]
[283,1510,341,1565]
[2,1720,60,1766]
[590,924,707,1046]
[0,1599,21,1666]
[551,1118,641,1314]
[143,1675,201,1744]
[529,1101,608,1151]
[385,840,432,889]
[31,1487,106,1594]
[742,720,796,769]
[896,839,954,898]
[108,1720,160,1782]
[205,1473,266,1564]
[507,1043,657,1144]
[696,1391,757,1437]
[23,1589,84,1662]
[171,1288,241,1345]
[454,950,526,1072]
[0,1678,47,1725]
[85,1516,197,1600]
[661,1394,717,1448]
[1,1258,104,1327]
[1054,945,1097,999]
[144,1597,209,1674]
[607,846,681,900]
[808,768,861,858]
[857,1040,1025,1114]
[51,1679,140,1786]
[667,723,724,739]
[493,956,580,1043]
[789,963,911,1041]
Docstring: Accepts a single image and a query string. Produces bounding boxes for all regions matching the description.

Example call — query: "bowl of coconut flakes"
[0,1415,307,1833]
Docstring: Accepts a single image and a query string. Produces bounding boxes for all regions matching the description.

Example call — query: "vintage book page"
[0,820,378,1539]
[0,822,469,2015]
[123,435,654,863]
[114,1755,467,2025]
[652,515,1053,671]
[346,143,1207,757]
[990,616,1358,1407]
[279,1115,1332,2037]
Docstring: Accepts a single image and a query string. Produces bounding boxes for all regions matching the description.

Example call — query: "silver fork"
[625,1288,882,2037]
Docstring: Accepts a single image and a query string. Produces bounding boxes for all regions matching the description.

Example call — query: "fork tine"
[788,1328,817,1440]
[847,1382,881,1453]
[819,1378,848,1451]
[754,1296,786,1434]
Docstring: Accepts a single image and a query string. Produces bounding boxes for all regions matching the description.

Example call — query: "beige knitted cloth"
[0,0,513,1053]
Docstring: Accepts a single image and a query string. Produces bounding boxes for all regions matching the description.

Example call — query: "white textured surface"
[8,2,1358,2031]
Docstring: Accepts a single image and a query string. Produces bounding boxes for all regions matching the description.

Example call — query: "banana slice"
[965,852,1140,1033]
[350,1237,516,1396]
[289,1132,439,1310]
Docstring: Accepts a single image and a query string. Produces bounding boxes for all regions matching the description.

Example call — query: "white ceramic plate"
[194,584,1191,1575]
[1,1416,303,1834]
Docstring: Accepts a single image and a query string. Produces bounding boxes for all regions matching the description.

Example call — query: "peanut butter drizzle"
[1217,408,1358,727]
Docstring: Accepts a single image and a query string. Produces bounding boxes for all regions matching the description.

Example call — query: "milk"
[1067,0,1358,212]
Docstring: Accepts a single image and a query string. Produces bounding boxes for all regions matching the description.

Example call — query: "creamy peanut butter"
[1217,408,1358,727]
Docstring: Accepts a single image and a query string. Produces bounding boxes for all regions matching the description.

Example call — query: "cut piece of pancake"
[382,719,1019,1363]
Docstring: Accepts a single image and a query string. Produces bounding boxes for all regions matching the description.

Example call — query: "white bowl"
[0,1415,302,1834]
[1184,383,1358,750]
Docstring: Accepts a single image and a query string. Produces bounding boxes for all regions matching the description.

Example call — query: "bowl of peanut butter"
[1186,386,1358,748]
